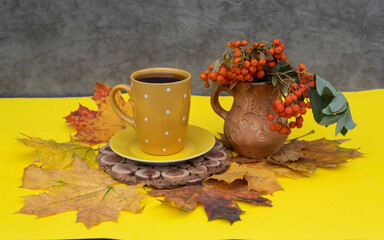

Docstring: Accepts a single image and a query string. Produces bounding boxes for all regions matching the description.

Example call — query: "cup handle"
[110,84,135,128]
[210,83,233,120]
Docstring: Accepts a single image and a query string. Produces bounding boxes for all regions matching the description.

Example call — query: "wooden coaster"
[97,140,230,189]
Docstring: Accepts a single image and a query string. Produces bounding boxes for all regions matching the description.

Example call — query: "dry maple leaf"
[266,138,362,174]
[17,155,145,229]
[149,179,271,224]
[65,82,133,144]
[18,133,96,169]
[210,162,305,195]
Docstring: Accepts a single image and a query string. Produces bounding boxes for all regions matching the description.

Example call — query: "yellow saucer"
[109,125,215,164]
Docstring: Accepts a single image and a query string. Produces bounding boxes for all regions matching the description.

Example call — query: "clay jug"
[211,82,288,158]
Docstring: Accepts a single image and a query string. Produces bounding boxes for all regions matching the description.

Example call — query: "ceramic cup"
[110,68,191,156]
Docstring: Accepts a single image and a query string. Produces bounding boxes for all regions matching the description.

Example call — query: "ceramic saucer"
[109,125,215,164]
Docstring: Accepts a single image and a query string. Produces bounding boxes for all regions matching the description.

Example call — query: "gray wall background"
[0,0,383,97]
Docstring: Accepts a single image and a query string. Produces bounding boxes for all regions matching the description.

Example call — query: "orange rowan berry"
[274,99,283,106]
[200,73,208,81]
[237,74,244,81]
[268,61,277,69]
[289,121,296,128]
[217,75,225,84]
[249,66,257,73]
[219,68,227,77]
[270,124,276,131]
[268,48,275,57]
[306,102,311,109]
[243,60,251,69]
[241,68,249,75]
[275,47,283,54]
[209,72,217,81]
[292,104,300,112]
[296,116,304,124]
[287,61,291,65]
[273,39,281,47]
[256,70,265,79]
[251,59,258,66]
[204,82,210,88]
[234,57,241,65]
[299,63,306,69]
[285,95,292,105]
[280,43,285,50]
[276,104,285,112]
[227,41,234,48]
[281,53,286,60]
[259,58,266,65]
[285,106,293,115]
[234,40,241,48]
[234,49,242,57]
[299,107,307,115]
[241,40,248,46]
[275,122,283,131]
[278,126,289,134]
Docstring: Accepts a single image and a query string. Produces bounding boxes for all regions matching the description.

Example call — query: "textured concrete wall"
[0,0,383,97]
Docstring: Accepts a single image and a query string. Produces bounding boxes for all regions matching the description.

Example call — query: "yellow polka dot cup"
[110,68,191,156]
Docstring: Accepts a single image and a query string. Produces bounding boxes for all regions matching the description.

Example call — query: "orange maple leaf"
[65,82,133,144]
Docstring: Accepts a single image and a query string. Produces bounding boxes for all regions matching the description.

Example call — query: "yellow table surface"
[1,90,383,240]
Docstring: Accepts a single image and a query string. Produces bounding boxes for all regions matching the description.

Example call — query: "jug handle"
[210,83,233,120]
[110,84,135,128]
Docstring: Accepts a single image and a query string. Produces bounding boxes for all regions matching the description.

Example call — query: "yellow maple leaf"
[18,133,96,169]
[18,155,145,229]
[210,162,305,195]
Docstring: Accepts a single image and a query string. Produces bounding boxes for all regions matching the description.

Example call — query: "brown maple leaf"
[18,133,96,169]
[210,162,305,195]
[266,138,362,174]
[149,179,271,224]
[17,155,145,229]
[65,82,133,144]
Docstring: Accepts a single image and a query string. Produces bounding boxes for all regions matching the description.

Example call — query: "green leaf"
[315,75,337,96]
[266,50,274,61]
[329,91,348,112]
[308,87,333,124]
[322,103,348,115]
[340,127,348,136]
[335,111,348,136]
[344,107,357,130]
[272,76,277,86]
[213,59,221,72]
[319,114,342,126]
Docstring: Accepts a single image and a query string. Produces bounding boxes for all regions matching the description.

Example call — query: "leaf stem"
[286,130,315,142]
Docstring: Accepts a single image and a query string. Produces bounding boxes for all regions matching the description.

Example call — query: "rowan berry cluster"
[200,39,289,88]
[201,39,318,135]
